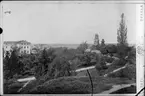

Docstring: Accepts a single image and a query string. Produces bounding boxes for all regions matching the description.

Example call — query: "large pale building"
[16,40,31,54]
[3,40,31,55]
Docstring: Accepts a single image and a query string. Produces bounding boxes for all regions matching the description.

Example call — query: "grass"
[107,64,136,80]
[4,81,24,94]
[110,85,136,94]
[20,76,135,94]
[5,64,136,94]
[29,76,112,94]
[20,78,44,93]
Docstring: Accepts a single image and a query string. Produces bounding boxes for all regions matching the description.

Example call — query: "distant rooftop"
[4,40,31,44]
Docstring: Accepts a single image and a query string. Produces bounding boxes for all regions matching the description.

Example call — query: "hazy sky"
[2,1,136,44]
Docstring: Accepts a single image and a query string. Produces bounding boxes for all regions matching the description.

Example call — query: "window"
[24,46,26,48]
[27,46,29,48]
[24,50,26,53]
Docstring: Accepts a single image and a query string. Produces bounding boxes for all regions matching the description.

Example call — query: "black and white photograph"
[0,1,141,95]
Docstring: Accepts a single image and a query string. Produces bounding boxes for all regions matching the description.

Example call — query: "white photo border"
[0,0,144,96]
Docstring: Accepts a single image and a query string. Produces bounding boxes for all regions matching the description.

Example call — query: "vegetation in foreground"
[20,76,135,94]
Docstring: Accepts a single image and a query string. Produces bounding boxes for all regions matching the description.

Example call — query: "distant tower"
[94,34,99,46]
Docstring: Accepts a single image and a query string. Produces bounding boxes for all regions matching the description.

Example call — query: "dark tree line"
[4,48,24,80]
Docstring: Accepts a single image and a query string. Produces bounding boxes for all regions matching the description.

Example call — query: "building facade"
[3,40,31,56]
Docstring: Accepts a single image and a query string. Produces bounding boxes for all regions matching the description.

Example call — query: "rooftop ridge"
[4,40,31,44]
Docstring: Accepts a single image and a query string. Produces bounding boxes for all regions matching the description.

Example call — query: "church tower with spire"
[94,33,99,46]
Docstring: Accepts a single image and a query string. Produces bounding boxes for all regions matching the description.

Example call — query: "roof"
[4,40,31,45]
[4,41,17,45]
[17,40,31,44]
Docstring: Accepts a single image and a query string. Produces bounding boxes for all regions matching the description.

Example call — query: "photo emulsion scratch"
[0,1,144,95]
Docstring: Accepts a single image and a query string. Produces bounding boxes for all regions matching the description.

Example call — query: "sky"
[2,1,136,44]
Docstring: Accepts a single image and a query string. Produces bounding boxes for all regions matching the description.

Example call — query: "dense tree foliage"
[3,47,24,79]
[77,41,89,53]
[117,13,128,46]
[3,51,11,80]
[100,39,105,47]
[35,48,56,78]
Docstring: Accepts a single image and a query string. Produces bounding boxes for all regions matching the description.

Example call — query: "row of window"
[22,46,29,49]
[21,50,30,54]
[5,46,30,49]
[21,43,30,45]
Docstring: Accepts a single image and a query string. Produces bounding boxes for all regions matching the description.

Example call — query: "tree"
[35,48,56,78]
[100,39,106,54]
[106,44,117,54]
[3,51,10,79]
[101,39,105,47]
[126,46,136,65]
[117,13,128,46]
[80,52,92,67]
[3,46,25,79]
[50,56,72,78]
[8,48,23,78]
[77,41,88,53]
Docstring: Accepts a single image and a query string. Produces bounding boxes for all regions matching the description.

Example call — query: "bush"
[104,63,124,76]
[95,64,102,71]
[20,76,135,94]
[112,57,126,66]
[4,80,24,94]
[122,64,136,79]
[8,82,23,88]
[23,76,114,94]
[107,64,136,80]
[4,78,17,93]
[30,79,91,94]
[106,44,117,53]
[29,77,90,94]
[105,57,114,63]
[100,47,108,54]
[100,56,106,67]
[107,69,124,78]
[116,44,129,58]
[7,82,24,93]
[20,78,45,93]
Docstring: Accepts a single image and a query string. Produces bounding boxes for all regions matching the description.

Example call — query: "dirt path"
[75,66,95,72]
[99,83,136,94]
[104,65,127,77]
[17,76,36,93]
[17,80,31,92]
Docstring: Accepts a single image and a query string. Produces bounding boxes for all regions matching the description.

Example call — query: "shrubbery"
[4,78,21,94]
[107,64,136,80]
[122,64,136,79]
[7,82,24,93]
[20,76,135,94]
[23,76,114,94]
